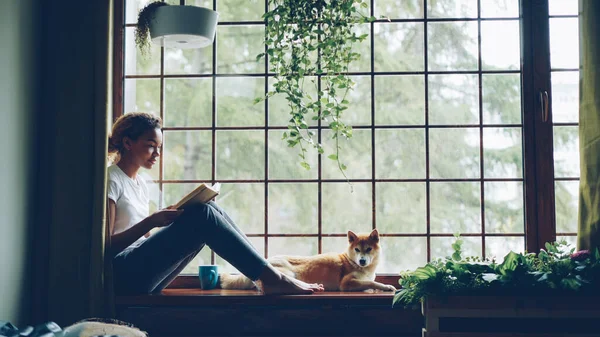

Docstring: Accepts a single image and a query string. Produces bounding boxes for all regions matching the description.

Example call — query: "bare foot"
[258,265,323,295]
[287,276,324,292]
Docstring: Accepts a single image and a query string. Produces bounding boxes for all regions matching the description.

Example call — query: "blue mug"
[198,265,219,290]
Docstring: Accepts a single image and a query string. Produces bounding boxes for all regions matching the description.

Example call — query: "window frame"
[112,0,575,279]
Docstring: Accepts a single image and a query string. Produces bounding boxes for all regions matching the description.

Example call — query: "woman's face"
[124,127,162,170]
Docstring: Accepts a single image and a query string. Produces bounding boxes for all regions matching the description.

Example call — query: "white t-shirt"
[107,164,150,248]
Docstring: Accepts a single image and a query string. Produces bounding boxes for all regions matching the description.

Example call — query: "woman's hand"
[147,208,184,228]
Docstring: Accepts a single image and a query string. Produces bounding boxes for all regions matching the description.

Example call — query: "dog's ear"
[347,230,358,243]
[369,229,379,243]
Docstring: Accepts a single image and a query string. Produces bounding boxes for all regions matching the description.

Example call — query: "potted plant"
[393,236,600,336]
[255,0,379,177]
[135,1,218,57]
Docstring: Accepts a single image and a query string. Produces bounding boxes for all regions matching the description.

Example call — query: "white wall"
[0,0,35,325]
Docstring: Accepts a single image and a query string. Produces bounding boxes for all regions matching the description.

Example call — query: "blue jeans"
[112,201,268,294]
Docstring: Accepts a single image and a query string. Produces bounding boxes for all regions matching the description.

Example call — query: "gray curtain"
[578,0,600,251]
[33,0,113,326]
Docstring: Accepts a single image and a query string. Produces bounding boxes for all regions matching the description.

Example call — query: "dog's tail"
[219,273,256,290]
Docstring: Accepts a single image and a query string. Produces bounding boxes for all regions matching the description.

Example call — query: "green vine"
[135,1,169,58]
[255,0,377,180]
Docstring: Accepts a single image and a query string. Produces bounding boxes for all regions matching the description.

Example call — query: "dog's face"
[346,229,380,267]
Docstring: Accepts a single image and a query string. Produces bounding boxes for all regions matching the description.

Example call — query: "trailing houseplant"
[255,0,377,176]
[135,1,169,57]
[393,235,600,308]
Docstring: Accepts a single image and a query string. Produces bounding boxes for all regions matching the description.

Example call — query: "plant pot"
[149,5,219,49]
[422,294,600,337]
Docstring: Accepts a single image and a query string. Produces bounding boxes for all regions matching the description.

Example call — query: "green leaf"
[481,273,499,282]
[300,162,311,170]
[452,252,462,261]
[498,251,520,275]
[328,154,338,161]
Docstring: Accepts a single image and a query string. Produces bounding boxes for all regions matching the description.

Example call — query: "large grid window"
[115,0,579,276]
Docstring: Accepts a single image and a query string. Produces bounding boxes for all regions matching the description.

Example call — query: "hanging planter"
[135,2,219,57]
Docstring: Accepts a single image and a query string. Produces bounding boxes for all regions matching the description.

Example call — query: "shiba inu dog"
[219,229,397,292]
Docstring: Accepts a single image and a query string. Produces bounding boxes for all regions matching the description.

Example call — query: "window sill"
[115,288,396,307]
[165,274,401,290]
[115,275,420,337]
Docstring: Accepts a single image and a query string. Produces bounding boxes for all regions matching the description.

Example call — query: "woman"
[107,112,324,295]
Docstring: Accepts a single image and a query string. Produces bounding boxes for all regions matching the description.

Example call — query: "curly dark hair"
[108,112,162,164]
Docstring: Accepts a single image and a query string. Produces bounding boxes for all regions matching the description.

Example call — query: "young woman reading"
[107,112,324,295]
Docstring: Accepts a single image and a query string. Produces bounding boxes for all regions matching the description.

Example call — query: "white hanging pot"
[149,5,219,49]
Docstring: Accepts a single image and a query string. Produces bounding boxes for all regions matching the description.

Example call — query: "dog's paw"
[382,284,397,292]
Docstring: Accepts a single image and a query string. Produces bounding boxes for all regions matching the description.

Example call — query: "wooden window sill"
[115,288,396,307]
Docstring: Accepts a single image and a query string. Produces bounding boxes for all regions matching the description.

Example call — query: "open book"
[174,183,221,210]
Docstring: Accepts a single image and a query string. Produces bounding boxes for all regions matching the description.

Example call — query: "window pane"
[163,130,212,180]
[268,131,318,180]
[381,237,427,273]
[482,74,522,124]
[216,131,265,180]
[374,0,424,19]
[428,22,478,71]
[322,237,351,255]
[375,75,425,125]
[551,71,579,123]
[555,181,579,234]
[216,0,265,22]
[556,235,577,249]
[429,74,479,125]
[481,20,520,71]
[430,128,480,179]
[181,247,212,275]
[216,237,264,273]
[268,237,317,257]
[165,48,213,75]
[217,25,265,73]
[376,182,426,234]
[322,183,372,234]
[217,77,265,127]
[483,127,523,179]
[480,0,519,18]
[186,0,212,9]
[268,76,318,127]
[553,125,579,178]
[430,236,481,260]
[374,22,424,72]
[427,0,477,18]
[216,183,265,234]
[125,27,160,75]
[349,24,371,73]
[322,130,372,180]
[375,129,425,179]
[484,182,524,234]
[549,0,578,16]
[486,236,524,262]
[327,76,371,126]
[550,18,579,69]
[124,79,160,115]
[268,183,318,234]
[430,182,481,234]
[164,78,212,127]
